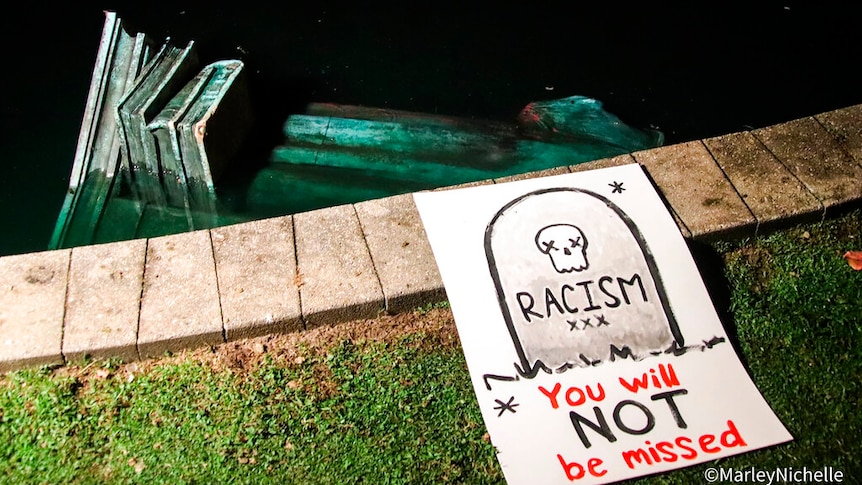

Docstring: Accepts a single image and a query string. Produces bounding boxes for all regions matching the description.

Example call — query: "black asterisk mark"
[493,396,520,417]
[609,181,625,194]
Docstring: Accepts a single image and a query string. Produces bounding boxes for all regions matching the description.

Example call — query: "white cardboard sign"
[413,164,792,484]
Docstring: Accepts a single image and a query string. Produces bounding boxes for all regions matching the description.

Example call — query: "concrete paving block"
[814,104,862,166]
[355,194,445,313]
[753,117,862,213]
[568,154,638,173]
[63,240,146,363]
[294,204,385,327]
[433,178,495,191]
[138,231,223,358]
[704,131,824,234]
[211,217,302,340]
[633,141,756,240]
[0,250,70,372]
[494,166,570,183]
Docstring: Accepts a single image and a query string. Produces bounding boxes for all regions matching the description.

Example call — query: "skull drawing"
[535,223,589,273]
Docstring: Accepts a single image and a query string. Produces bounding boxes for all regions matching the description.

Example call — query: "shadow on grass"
[686,239,750,371]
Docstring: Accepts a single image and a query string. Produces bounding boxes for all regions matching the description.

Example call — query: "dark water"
[2,3,861,256]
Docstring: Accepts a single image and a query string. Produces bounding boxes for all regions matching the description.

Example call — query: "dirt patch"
[25,265,55,285]
[726,245,773,294]
[212,306,460,372]
[49,307,460,383]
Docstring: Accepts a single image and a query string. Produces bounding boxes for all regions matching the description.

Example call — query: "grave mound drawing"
[484,188,684,376]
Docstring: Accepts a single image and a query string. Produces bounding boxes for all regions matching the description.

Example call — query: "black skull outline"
[535,223,589,273]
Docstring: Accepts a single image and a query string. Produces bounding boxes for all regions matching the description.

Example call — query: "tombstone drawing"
[484,187,684,376]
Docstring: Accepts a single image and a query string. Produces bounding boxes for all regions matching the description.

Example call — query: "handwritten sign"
[413,164,792,484]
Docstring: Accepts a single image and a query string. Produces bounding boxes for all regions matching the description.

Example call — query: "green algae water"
[3,4,862,255]
[42,12,664,251]
[51,90,663,250]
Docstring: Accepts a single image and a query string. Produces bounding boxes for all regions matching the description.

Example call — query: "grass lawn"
[1,208,860,484]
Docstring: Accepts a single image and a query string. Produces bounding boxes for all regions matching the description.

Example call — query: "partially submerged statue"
[50,12,663,250]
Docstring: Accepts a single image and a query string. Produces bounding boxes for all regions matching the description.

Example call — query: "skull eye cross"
[535,223,589,273]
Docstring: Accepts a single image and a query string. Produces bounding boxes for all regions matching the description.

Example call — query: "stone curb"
[1,105,861,372]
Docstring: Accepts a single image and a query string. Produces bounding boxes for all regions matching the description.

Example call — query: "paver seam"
[63,240,148,363]
[290,214,309,332]
[59,245,73,367]
[749,118,828,223]
[812,114,862,171]
[761,122,830,224]
[210,217,302,341]
[698,138,768,238]
[134,239,148,361]
[354,195,449,314]
[137,231,225,358]
[753,116,862,216]
[207,229,228,345]
[293,204,386,327]
[352,203,389,312]
[702,131,827,238]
